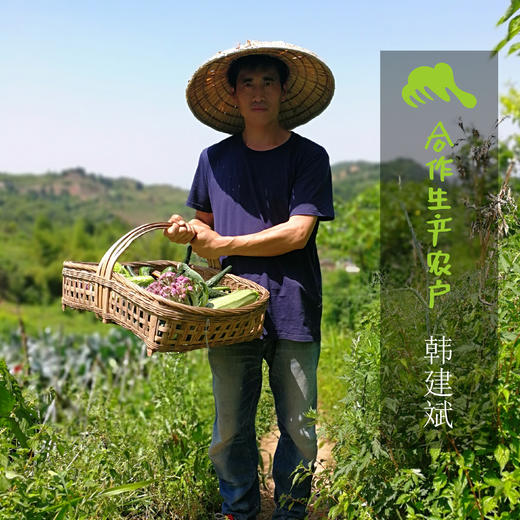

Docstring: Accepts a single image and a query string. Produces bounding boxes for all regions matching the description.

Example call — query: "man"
[165,41,335,520]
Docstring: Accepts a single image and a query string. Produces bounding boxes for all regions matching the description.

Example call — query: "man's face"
[232,65,286,127]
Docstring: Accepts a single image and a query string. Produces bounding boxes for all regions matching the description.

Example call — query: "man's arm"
[190,214,318,259]
[191,210,214,230]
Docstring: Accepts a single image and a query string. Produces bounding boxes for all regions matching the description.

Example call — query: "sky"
[1,1,519,189]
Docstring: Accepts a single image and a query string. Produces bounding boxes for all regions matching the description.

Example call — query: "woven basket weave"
[61,222,269,355]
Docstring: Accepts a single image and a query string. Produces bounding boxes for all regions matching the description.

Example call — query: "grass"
[0,300,116,338]
[0,301,279,518]
[317,325,353,418]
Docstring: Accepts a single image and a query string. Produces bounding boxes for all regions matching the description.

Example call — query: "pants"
[208,337,320,520]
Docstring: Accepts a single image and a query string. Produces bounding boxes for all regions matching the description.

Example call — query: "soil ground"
[257,427,334,520]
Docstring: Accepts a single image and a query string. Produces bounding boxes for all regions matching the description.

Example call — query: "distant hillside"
[0,161,430,233]
[1,163,381,231]
[331,159,429,201]
[0,168,190,232]
[0,168,194,304]
[0,160,429,228]
[0,162,426,304]
[331,161,379,201]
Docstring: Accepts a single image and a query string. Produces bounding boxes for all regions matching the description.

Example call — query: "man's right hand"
[163,214,196,244]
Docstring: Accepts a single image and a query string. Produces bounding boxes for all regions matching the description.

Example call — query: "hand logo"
[401,63,477,109]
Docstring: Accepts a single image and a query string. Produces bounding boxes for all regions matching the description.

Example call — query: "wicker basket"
[61,222,269,355]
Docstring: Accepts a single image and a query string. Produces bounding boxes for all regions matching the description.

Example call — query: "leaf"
[371,437,385,458]
[53,504,70,520]
[5,417,28,448]
[383,397,398,413]
[499,253,511,272]
[484,475,503,490]
[433,472,447,492]
[501,331,518,343]
[495,444,510,472]
[497,0,520,26]
[507,41,520,55]
[396,493,410,505]
[5,470,23,480]
[99,479,154,497]
[504,482,520,504]
[507,15,520,39]
[482,495,498,515]
[0,475,9,493]
[411,468,424,478]
[38,497,83,513]
[492,36,511,56]
[0,381,15,417]
[430,446,441,462]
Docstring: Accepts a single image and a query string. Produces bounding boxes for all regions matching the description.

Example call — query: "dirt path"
[257,427,334,519]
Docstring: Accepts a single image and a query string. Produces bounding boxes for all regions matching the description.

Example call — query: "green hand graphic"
[401,63,477,109]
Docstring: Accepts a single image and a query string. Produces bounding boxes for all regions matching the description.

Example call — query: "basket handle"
[94,221,221,315]
[95,222,171,314]
[96,221,173,281]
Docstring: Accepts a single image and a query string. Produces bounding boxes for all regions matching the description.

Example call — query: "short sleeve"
[289,145,335,221]
[186,149,212,213]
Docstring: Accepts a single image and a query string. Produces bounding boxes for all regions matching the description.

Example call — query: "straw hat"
[186,40,335,134]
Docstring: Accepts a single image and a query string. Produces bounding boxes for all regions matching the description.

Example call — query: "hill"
[331,160,379,201]
[0,162,387,304]
[0,168,193,304]
[331,159,429,202]
[0,162,387,233]
[0,168,190,233]
[1,159,430,233]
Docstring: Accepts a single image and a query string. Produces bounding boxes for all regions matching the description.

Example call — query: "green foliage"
[0,169,190,304]
[0,359,39,450]
[314,211,520,516]
[331,161,379,202]
[493,1,520,57]
[315,199,520,520]
[501,85,520,160]
[312,124,520,517]
[502,85,520,128]
[0,168,189,232]
[0,317,277,520]
[322,269,378,331]
[0,303,114,339]
[0,329,224,519]
[319,182,380,273]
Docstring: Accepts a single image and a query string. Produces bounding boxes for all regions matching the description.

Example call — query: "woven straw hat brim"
[186,40,335,134]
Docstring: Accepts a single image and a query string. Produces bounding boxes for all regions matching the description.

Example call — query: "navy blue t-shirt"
[186,132,334,342]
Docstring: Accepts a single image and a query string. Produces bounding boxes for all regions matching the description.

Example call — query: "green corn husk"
[206,289,259,309]
[127,275,155,288]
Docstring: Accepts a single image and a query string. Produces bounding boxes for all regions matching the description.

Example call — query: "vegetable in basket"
[113,262,131,276]
[206,289,259,309]
[145,263,255,308]
[146,272,201,305]
[127,275,155,287]
[115,244,258,309]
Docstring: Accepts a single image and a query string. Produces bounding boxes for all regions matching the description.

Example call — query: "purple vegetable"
[146,272,194,304]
